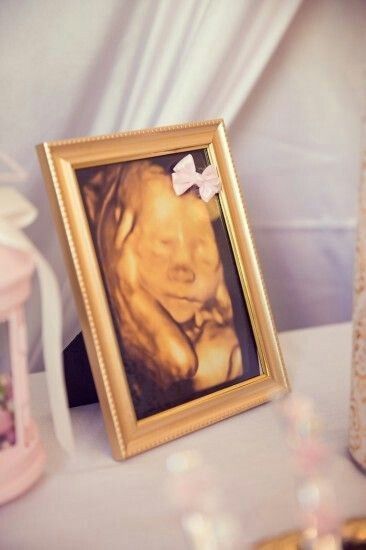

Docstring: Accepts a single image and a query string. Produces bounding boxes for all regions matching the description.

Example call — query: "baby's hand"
[193,321,243,391]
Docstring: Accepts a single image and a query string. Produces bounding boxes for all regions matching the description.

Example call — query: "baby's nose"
[167,264,195,284]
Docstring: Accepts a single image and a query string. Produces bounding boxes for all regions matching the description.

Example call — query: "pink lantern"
[0,187,73,505]
[0,245,45,504]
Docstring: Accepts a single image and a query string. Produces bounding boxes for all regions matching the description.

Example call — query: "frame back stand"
[63,333,98,408]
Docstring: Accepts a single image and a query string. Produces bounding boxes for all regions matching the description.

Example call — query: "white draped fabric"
[0,0,365,372]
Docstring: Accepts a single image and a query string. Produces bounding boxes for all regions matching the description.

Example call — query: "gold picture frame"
[37,119,289,460]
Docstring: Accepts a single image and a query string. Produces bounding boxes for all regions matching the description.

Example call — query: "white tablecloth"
[1,323,365,549]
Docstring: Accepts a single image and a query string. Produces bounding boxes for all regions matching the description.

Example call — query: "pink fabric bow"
[172,154,221,202]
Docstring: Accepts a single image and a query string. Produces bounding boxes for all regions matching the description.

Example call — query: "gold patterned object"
[37,120,288,460]
[350,148,366,472]
[255,517,366,549]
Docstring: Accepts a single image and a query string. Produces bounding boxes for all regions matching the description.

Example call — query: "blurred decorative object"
[274,394,342,549]
[0,187,73,504]
[255,517,366,549]
[350,145,366,473]
[166,450,241,550]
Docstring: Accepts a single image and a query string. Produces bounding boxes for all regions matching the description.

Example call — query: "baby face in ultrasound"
[128,172,222,324]
[89,160,243,397]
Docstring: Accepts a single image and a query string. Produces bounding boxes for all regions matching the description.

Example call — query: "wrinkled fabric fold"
[0,0,304,370]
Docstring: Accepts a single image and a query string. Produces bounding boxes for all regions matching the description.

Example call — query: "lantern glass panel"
[0,321,16,449]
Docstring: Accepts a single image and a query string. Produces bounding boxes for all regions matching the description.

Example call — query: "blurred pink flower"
[294,440,329,475]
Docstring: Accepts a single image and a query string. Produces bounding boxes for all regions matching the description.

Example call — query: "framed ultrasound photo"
[37,120,289,459]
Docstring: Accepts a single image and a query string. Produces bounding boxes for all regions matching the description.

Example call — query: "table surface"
[1,323,365,549]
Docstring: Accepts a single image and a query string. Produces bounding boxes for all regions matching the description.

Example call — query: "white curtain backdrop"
[0,0,365,372]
